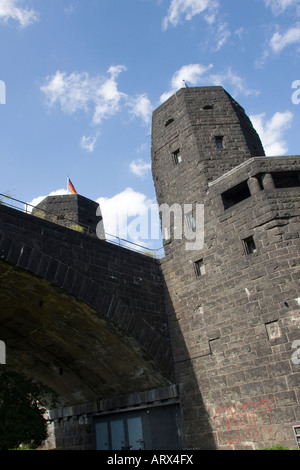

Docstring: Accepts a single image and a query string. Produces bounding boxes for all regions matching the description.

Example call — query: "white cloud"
[136,142,148,154]
[261,2,300,59]
[0,0,39,27]
[160,63,213,102]
[250,111,293,155]
[162,0,231,51]
[264,0,300,15]
[162,0,219,30]
[40,66,127,124]
[269,23,300,52]
[128,93,153,126]
[234,27,245,39]
[80,133,100,153]
[41,71,97,113]
[129,159,151,178]
[257,2,300,64]
[209,67,260,97]
[26,188,69,213]
[92,65,128,125]
[160,64,259,103]
[172,63,213,89]
[40,66,154,152]
[214,21,231,51]
[96,187,155,246]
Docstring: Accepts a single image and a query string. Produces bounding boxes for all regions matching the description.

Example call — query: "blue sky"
[0,0,300,251]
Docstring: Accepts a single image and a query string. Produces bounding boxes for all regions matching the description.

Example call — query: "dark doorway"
[94,405,181,450]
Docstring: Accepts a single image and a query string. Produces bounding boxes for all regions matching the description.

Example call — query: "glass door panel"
[127,416,144,450]
[110,419,126,450]
[95,421,109,450]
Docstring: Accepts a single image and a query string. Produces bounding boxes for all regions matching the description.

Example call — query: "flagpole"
[67,176,69,193]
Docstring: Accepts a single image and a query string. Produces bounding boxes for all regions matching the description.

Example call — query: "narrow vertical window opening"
[243,236,257,255]
[194,259,205,277]
[215,136,224,149]
[185,211,196,231]
[172,149,182,165]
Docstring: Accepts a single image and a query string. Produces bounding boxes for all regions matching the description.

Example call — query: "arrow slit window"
[172,149,182,165]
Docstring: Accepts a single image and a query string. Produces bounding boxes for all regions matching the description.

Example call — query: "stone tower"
[32,194,105,239]
[152,86,265,207]
[152,87,300,449]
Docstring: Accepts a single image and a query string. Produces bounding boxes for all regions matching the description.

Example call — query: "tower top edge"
[35,193,99,207]
[153,85,227,114]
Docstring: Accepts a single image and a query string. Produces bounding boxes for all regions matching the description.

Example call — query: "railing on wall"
[0,193,164,259]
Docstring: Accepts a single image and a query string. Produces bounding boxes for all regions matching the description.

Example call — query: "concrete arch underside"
[0,259,172,406]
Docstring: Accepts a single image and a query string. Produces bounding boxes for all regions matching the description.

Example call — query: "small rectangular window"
[243,236,256,255]
[215,136,224,149]
[164,226,170,240]
[185,211,196,231]
[172,149,182,165]
[194,259,205,277]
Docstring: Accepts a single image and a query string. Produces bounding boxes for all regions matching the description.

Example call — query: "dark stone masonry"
[0,86,299,450]
[152,87,300,450]
[31,194,103,237]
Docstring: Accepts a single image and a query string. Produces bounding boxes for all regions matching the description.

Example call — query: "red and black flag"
[68,177,77,194]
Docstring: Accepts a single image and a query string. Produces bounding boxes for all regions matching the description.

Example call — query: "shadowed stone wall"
[152,87,300,450]
[0,203,174,399]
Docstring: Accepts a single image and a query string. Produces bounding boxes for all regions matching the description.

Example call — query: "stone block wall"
[159,164,300,449]
[152,86,300,449]
[31,194,102,236]
[0,203,173,379]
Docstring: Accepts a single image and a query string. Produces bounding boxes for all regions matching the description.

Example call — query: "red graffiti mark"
[234,404,250,443]
[215,397,276,446]
[215,406,234,445]
[245,401,264,439]
[262,396,276,433]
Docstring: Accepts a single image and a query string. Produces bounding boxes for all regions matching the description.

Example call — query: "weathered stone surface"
[31,194,102,237]
[0,202,174,409]
[152,86,300,450]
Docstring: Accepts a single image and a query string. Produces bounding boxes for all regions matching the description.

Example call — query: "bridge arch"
[0,205,173,406]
